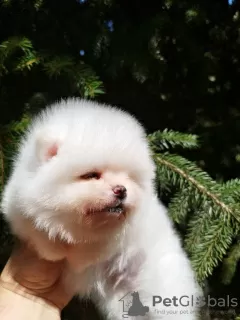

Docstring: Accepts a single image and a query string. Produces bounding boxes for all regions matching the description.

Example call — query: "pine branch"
[221,179,240,202]
[0,37,34,60]
[153,152,240,282]
[0,114,30,194]
[221,240,240,285]
[15,52,40,71]
[73,62,105,98]
[0,37,37,75]
[185,206,234,282]
[43,56,75,78]
[193,218,233,283]
[149,129,199,151]
[2,114,31,134]
[168,188,195,224]
[154,153,239,222]
[43,57,105,98]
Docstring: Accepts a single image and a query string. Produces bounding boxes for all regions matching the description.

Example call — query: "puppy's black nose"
[112,185,127,199]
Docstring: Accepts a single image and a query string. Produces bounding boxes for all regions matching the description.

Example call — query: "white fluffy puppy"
[1,98,201,319]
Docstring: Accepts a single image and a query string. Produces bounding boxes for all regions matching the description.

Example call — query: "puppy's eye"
[80,172,101,180]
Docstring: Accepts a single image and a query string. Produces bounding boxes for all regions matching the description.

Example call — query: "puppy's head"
[10,100,156,242]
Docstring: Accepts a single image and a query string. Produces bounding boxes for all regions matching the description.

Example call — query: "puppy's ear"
[35,133,61,163]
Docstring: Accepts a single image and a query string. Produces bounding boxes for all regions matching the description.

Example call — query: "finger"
[1,242,64,291]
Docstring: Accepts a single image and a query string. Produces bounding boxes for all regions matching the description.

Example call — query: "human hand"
[0,242,73,310]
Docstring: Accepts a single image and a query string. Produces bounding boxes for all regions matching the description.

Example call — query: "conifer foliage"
[149,130,240,285]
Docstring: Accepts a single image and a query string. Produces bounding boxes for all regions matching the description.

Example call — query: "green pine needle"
[0,37,33,60]
[221,240,240,285]
[149,129,199,151]
[43,56,75,78]
[153,151,240,282]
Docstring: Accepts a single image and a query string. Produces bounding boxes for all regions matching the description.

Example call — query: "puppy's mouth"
[87,200,126,216]
[105,203,124,214]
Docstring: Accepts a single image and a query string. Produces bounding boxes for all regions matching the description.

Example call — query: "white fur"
[1,98,202,319]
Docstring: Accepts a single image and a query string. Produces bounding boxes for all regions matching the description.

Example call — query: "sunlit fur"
[1,98,201,319]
